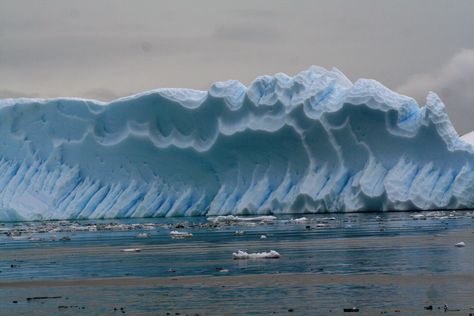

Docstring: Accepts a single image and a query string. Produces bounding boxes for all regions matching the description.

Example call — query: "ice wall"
[1,66,473,221]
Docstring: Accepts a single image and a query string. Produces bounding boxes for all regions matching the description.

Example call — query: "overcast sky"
[1,0,473,133]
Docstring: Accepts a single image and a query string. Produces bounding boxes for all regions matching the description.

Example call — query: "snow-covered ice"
[291,217,309,223]
[232,250,281,259]
[169,231,193,238]
[1,66,474,221]
[121,248,141,252]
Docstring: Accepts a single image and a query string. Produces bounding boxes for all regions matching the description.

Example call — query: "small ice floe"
[291,217,309,223]
[216,267,229,273]
[455,242,466,247]
[260,235,267,239]
[48,227,62,233]
[121,248,141,252]
[316,223,329,228]
[135,232,150,239]
[169,231,193,239]
[410,214,426,220]
[10,235,32,241]
[425,211,446,219]
[208,215,277,223]
[68,225,89,232]
[142,224,156,230]
[232,250,281,259]
[321,217,336,221]
[234,230,245,236]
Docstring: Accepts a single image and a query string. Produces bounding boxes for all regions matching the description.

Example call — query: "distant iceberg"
[1,66,473,221]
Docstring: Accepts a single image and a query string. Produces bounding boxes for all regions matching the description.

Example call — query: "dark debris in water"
[26,296,62,301]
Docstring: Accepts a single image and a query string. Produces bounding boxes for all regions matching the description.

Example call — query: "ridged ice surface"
[1,66,474,221]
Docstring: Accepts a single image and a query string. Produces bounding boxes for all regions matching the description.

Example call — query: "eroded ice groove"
[1,66,474,221]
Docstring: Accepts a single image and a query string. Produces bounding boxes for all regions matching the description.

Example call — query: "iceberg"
[1,66,474,221]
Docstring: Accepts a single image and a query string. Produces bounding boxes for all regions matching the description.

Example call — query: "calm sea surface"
[0,211,473,315]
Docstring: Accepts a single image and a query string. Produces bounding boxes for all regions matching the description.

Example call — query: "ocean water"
[0,211,473,315]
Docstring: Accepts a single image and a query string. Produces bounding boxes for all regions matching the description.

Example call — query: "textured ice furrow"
[1,66,474,220]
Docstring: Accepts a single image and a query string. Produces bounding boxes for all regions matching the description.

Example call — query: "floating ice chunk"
[135,233,150,238]
[232,250,281,259]
[208,215,277,223]
[170,231,193,238]
[142,224,156,230]
[291,217,309,223]
[260,235,267,239]
[321,217,336,221]
[234,230,245,236]
[10,235,32,240]
[316,223,329,228]
[455,242,466,247]
[424,211,446,219]
[121,248,141,252]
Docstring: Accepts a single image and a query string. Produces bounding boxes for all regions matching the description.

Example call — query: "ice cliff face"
[1,66,473,221]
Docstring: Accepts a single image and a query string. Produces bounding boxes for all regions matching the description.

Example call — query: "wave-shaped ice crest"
[1,66,473,221]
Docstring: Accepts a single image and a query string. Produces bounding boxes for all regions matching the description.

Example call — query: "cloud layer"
[1,0,474,126]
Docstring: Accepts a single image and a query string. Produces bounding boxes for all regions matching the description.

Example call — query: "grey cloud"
[0,89,40,99]
[80,88,122,101]
[397,49,474,135]
[1,0,474,103]
[229,8,277,19]
[0,35,201,70]
[213,23,280,42]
